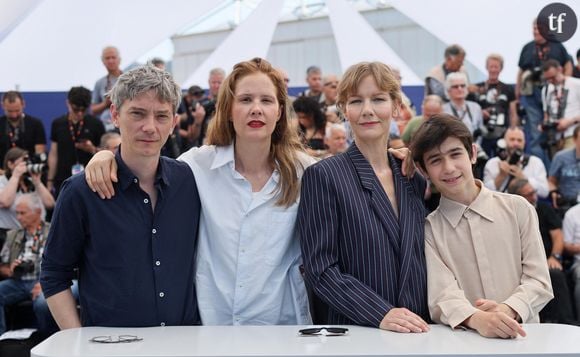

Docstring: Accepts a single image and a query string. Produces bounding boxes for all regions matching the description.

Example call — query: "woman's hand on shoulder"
[85,150,117,199]
[388,147,415,177]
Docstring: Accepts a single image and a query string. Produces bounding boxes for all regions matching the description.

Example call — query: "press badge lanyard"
[5,114,25,148]
[451,104,474,128]
[69,117,85,175]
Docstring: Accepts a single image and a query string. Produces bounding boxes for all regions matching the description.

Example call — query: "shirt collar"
[209,143,280,184]
[438,180,495,228]
[116,147,169,191]
[210,144,235,170]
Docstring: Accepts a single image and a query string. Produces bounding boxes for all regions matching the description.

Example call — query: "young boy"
[410,114,553,338]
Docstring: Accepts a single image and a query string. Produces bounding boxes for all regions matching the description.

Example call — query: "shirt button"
[144,198,149,204]
[152,228,157,234]
[160,322,165,327]
[159,292,165,298]
[155,261,161,266]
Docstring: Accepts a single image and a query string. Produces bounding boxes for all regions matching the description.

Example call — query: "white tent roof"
[0,0,578,91]
[0,0,220,91]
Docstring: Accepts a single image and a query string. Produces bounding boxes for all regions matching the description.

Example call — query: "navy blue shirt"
[41,150,201,327]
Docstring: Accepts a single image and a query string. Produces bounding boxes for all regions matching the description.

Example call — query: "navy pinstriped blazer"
[298,144,429,327]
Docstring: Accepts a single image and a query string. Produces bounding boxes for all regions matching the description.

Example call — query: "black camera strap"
[543,82,568,119]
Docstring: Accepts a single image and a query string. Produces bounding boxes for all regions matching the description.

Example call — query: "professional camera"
[530,66,543,83]
[26,152,48,174]
[508,149,523,165]
[485,107,507,136]
[541,119,560,149]
[201,99,216,118]
[12,260,35,279]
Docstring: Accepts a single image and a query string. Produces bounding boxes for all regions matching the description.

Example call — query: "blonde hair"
[206,58,305,207]
[486,53,504,69]
[336,62,402,113]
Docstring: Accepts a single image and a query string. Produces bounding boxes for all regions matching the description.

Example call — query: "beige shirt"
[425,181,553,329]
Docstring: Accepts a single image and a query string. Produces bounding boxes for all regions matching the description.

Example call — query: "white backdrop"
[0,0,578,91]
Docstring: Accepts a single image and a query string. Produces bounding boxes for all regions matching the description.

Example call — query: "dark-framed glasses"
[90,335,143,344]
[299,327,349,336]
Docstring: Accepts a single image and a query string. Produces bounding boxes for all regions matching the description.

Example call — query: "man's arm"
[47,141,58,192]
[564,60,573,76]
[501,199,553,322]
[46,289,81,329]
[525,157,549,198]
[90,98,110,116]
[548,175,560,208]
[548,228,565,270]
[40,179,86,326]
[515,68,523,101]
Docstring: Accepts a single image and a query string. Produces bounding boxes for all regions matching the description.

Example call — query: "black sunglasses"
[299,327,349,336]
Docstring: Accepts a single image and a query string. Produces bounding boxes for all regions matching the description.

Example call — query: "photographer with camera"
[0,193,65,335]
[0,148,54,245]
[47,87,105,198]
[541,60,580,158]
[516,20,572,168]
[468,54,518,158]
[549,125,580,215]
[189,68,224,147]
[483,127,549,198]
[177,85,206,152]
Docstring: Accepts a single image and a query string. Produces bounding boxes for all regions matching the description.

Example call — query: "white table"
[31,324,580,357]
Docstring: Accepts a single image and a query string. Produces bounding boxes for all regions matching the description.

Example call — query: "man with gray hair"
[442,72,484,138]
[425,44,468,100]
[323,123,347,157]
[0,194,55,335]
[299,66,323,103]
[91,46,123,131]
[41,65,201,329]
[402,95,443,145]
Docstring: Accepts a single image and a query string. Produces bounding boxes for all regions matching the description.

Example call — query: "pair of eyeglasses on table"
[89,335,143,344]
[298,327,349,336]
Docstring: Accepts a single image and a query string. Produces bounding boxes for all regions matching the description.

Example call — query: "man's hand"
[12,161,27,178]
[475,299,519,320]
[9,259,22,276]
[75,140,97,154]
[548,256,563,270]
[556,117,576,132]
[465,310,526,339]
[379,307,430,333]
[498,160,511,176]
[507,164,525,179]
[30,282,42,300]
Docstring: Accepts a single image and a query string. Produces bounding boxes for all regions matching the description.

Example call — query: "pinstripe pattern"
[298,144,429,327]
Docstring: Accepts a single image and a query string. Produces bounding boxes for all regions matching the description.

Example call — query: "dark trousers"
[540,268,576,324]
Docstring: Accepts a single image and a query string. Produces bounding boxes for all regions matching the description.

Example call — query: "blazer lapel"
[390,155,425,304]
[346,145,401,254]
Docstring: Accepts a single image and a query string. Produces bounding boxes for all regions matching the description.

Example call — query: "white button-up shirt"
[178,144,312,325]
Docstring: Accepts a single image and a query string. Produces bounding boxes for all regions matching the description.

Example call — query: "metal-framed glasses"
[90,335,143,344]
